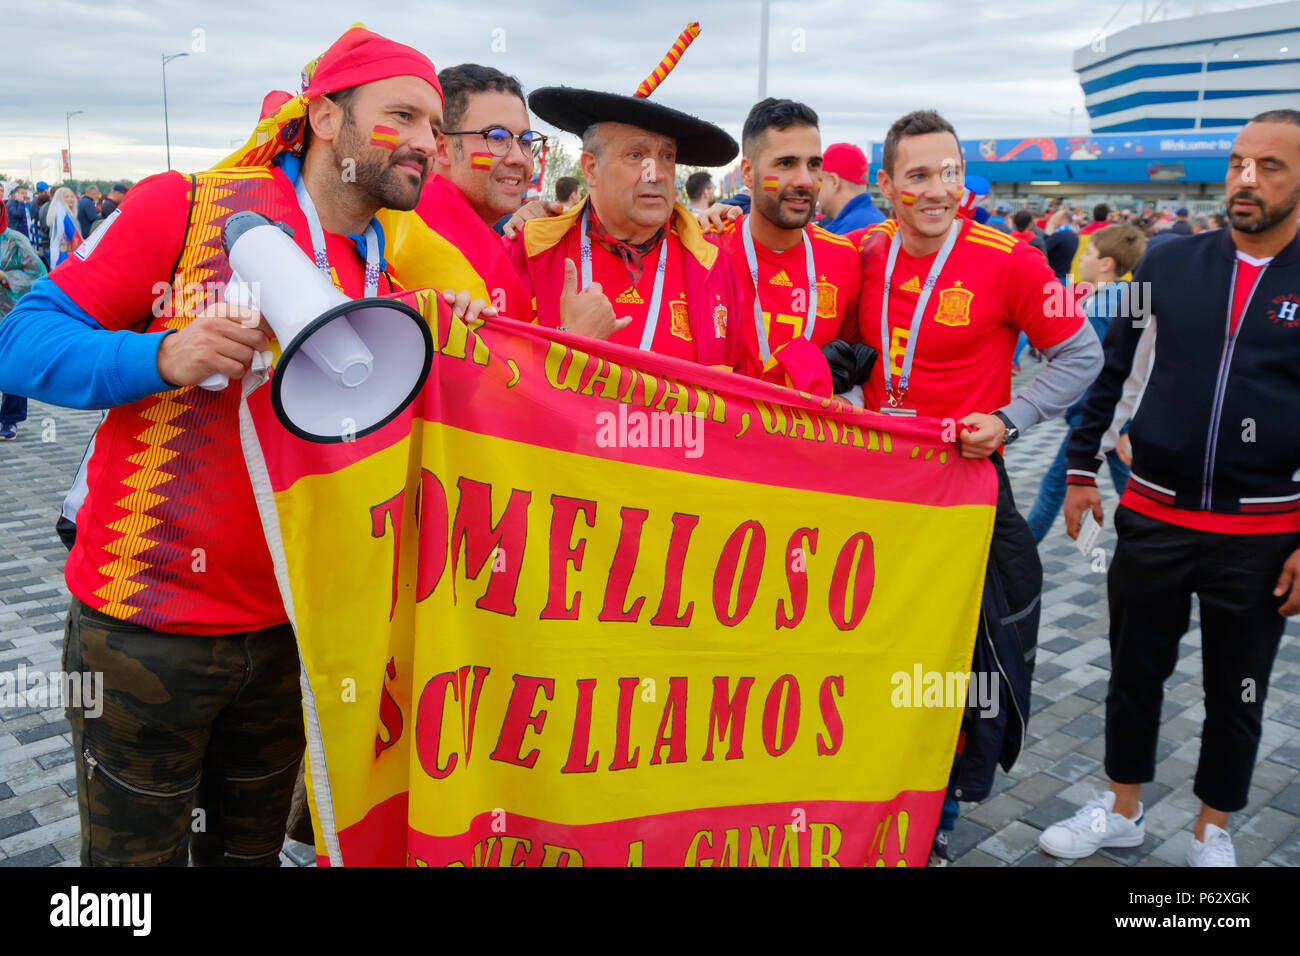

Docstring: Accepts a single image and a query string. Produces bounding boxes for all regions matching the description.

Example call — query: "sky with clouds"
[0,0,1282,182]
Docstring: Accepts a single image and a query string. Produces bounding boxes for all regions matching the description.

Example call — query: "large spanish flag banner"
[239,293,997,867]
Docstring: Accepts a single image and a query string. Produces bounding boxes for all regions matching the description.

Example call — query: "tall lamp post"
[1050,107,1078,137]
[162,51,190,170]
[65,109,84,181]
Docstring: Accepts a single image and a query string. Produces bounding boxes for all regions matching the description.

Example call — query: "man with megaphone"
[0,25,450,867]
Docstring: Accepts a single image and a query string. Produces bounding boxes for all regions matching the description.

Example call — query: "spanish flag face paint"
[899,191,917,206]
[370,125,399,150]
[470,151,494,170]
[762,176,779,192]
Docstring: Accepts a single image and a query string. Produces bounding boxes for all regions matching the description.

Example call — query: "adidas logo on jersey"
[769,269,793,286]
[900,275,922,293]
[615,287,645,304]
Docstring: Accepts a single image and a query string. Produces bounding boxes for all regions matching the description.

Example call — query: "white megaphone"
[198,211,432,443]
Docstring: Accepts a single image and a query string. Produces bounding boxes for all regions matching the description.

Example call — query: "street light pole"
[65,110,84,181]
[757,0,770,101]
[162,52,190,171]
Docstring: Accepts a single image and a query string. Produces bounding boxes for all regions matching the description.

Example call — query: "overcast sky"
[0,0,1281,182]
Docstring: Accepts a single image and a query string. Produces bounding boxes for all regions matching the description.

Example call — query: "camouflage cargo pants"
[62,599,305,866]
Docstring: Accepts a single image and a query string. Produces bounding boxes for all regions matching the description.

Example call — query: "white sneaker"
[1038,791,1145,859]
[1187,823,1236,867]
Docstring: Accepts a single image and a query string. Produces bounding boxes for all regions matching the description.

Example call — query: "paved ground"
[1,370,1298,867]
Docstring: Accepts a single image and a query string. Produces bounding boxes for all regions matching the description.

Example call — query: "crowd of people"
[3,181,130,272]
[1,181,131,437]
[0,23,1297,870]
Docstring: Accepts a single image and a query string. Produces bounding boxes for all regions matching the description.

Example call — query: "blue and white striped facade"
[1074,1,1300,134]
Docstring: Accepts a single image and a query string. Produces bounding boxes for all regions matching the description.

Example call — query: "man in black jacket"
[1038,109,1300,867]
[97,183,127,220]
[76,185,100,236]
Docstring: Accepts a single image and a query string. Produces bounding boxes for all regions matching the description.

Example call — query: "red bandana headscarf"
[219,25,442,169]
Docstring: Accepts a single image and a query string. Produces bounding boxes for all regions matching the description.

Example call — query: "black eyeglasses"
[442,125,547,158]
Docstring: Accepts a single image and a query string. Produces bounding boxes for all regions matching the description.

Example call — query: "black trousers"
[1105,506,1298,811]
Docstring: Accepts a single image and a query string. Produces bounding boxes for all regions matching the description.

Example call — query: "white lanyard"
[294,175,380,298]
[580,207,668,352]
[741,216,817,363]
[879,219,960,406]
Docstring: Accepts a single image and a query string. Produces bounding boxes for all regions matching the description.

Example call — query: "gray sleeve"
[999,321,1103,433]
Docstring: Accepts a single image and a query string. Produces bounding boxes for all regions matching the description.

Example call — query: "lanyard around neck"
[580,206,668,352]
[741,216,817,363]
[879,219,960,406]
[294,175,380,298]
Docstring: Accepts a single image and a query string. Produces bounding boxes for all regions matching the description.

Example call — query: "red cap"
[302,26,442,105]
[822,143,869,185]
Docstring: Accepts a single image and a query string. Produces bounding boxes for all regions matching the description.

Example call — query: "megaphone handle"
[197,275,251,391]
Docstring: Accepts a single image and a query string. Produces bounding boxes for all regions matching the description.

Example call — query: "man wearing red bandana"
[504,82,746,369]
[0,26,442,866]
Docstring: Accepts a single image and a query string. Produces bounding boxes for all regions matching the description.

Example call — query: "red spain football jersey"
[712,218,860,384]
[852,217,1085,421]
[590,235,698,362]
[525,227,699,362]
[52,166,395,635]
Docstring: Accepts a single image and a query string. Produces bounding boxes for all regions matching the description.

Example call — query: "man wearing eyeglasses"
[380,63,540,319]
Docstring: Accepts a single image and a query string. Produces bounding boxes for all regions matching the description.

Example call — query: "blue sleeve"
[0,276,175,409]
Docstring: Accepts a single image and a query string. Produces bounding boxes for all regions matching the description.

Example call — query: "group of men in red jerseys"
[0,23,1104,868]
[10,21,1298,870]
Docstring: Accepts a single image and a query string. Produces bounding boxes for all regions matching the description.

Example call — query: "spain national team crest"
[712,303,728,338]
[670,300,692,340]
[816,279,837,319]
[935,280,973,326]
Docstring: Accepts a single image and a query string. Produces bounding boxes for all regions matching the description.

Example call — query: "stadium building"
[861,3,1297,212]
[1073,0,1300,134]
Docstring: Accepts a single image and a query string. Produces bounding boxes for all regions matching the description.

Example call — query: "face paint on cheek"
[762,176,779,192]
[470,151,494,170]
[899,191,917,206]
[370,125,399,150]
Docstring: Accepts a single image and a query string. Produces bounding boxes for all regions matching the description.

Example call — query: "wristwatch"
[992,411,1020,446]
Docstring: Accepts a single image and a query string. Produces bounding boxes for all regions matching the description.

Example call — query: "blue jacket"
[820,191,884,234]
[1068,227,1300,514]
[1065,281,1130,425]
[76,195,99,236]
[719,193,751,214]
[5,198,35,244]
